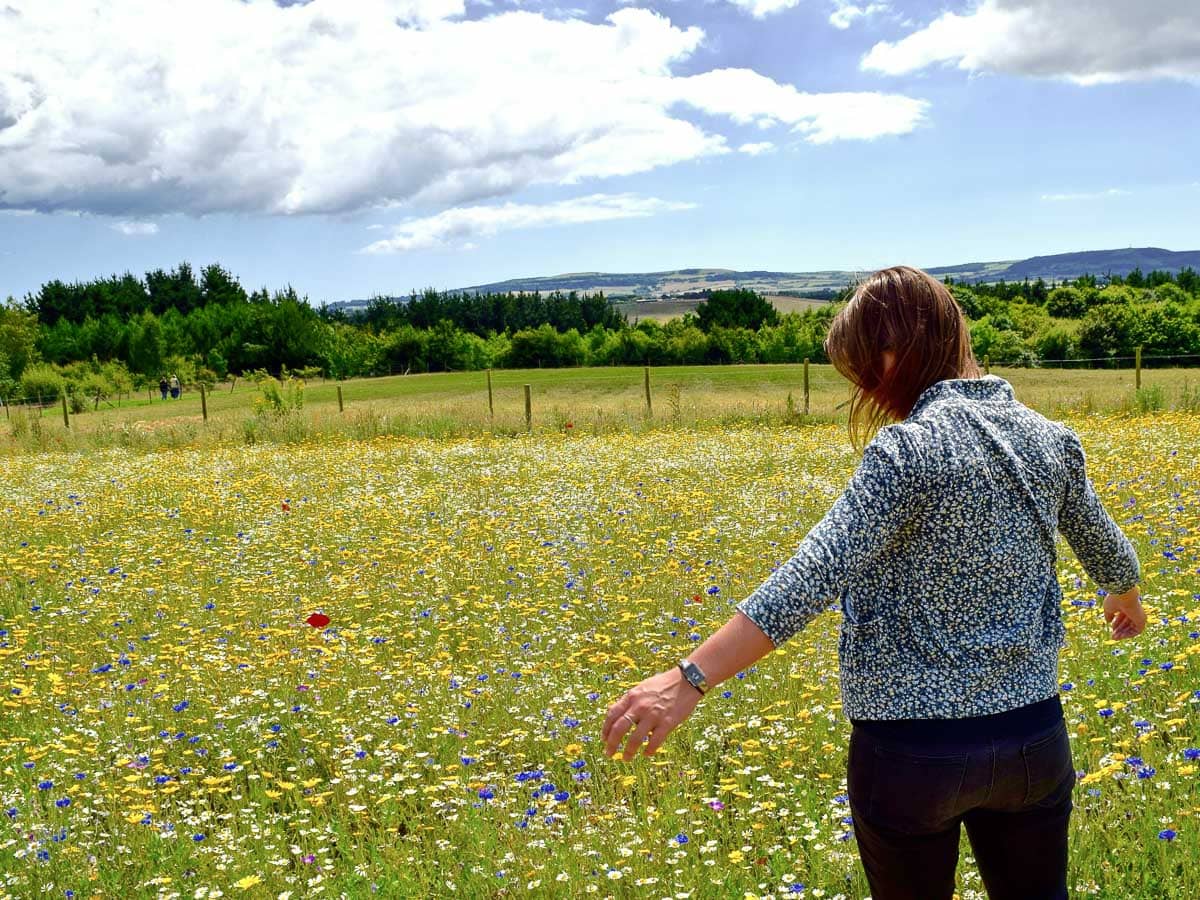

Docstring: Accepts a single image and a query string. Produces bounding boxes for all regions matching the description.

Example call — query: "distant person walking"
[603,266,1145,900]
[169,374,180,400]
[159,376,169,401]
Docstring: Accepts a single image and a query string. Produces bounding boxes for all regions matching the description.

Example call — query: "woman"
[602,266,1145,900]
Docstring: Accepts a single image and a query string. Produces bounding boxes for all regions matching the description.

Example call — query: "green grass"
[0,416,1196,897]
[4,363,1200,454]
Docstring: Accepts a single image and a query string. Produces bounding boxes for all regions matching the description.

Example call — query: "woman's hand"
[602,666,702,761]
[1104,586,1146,640]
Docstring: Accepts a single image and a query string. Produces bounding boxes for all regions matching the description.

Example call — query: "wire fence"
[3,351,1199,430]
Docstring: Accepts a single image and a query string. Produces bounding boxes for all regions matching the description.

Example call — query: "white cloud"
[670,69,928,144]
[829,2,888,30]
[361,192,696,253]
[738,141,776,155]
[1040,188,1130,202]
[724,0,803,17]
[862,0,1200,84]
[110,220,159,235]
[0,2,929,219]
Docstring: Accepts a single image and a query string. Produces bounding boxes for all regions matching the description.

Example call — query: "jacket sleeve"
[1057,431,1141,594]
[735,426,923,647]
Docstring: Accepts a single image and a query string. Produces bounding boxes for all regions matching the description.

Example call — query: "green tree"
[695,290,779,332]
[128,312,166,376]
[0,302,40,380]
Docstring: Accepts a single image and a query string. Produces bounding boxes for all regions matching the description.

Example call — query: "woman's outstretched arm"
[601,610,774,761]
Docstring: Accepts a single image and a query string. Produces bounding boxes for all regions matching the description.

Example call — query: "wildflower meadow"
[0,414,1197,898]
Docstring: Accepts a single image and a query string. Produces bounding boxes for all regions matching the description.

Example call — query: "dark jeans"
[847,695,1073,900]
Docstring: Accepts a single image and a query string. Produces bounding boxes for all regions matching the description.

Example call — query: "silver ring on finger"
[622,712,638,726]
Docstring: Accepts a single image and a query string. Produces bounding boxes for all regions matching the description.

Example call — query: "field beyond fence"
[4,363,1200,454]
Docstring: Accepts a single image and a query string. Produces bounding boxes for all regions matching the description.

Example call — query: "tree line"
[2,264,1199,408]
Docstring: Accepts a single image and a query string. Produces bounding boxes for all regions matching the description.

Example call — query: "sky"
[1,0,1198,303]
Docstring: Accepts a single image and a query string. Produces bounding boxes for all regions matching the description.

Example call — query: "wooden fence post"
[337,385,344,413]
[803,358,810,415]
[200,384,208,422]
[643,366,652,416]
[1135,346,1142,390]
[61,394,69,429]
[486,369,494,421]
[524,384,532,432]
[984,354,991,375]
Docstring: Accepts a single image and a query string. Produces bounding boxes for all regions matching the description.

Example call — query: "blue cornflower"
[54,797,71,808]
[675,833,689,844]
[1137,766,1156,780]
[1159,829,1177,841]
[1183,748,1200,761]
[553,791,569,802]
[38,780,53,790]
[569,760,586,770]
[192,833,205,842]
[706,586,720,595]
[478,787,495,800]
[173,700,189,712]
[1098,708,1114,718]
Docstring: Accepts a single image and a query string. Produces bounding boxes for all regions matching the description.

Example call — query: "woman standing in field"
[602,266,1146,900]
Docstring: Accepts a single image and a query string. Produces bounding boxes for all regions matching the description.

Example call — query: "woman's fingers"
[601,694,634,745]
[603,699,643,757]
[621,716,656,762]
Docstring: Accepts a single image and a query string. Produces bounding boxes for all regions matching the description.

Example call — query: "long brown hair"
[824,265,980,449]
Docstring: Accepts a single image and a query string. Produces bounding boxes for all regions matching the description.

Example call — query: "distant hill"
[451,248,1199,298]
[326,247,1199,313]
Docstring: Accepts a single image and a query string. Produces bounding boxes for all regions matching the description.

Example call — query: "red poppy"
[306,613,330,629]
[692,594,702,603]
[281,501,291,512]
[565,422,574,429]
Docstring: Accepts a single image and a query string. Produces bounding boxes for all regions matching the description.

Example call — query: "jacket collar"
[908,375,1015,419]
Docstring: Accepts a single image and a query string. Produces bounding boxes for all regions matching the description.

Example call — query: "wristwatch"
[677,659,709,696]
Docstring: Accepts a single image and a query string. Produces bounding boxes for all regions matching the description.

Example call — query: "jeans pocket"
[867,742,969,834]
[1022,719,1074,808]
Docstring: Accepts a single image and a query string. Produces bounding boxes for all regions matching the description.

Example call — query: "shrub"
[18,363,66,403]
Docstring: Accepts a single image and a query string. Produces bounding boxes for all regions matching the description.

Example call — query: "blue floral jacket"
[736,375,1141,719]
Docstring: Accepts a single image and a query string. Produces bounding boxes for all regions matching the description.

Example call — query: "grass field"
[0,370,1198,898]
[3,363,1199,454]
[615,296,832,323]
